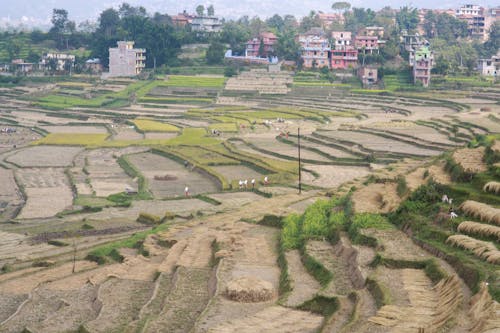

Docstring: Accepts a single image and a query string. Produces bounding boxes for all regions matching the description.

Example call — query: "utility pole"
[298,127,302,194]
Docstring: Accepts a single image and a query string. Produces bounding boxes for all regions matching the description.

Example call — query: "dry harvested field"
[81,147,148,196]
[0,127,41,153]
[40,125,109,134]
[1,76,499,332]
[245,137,332,162]
[319,130,442,156]
[110,124,144,140]
[210,165,263,182]
[127,152,219,197]
[7,146,83,167]
[352,182,401,213]
[302,164,370,188]
[0,169,22,221]
[16,167,73,219]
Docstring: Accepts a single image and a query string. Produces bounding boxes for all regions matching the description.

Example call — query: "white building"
[40,53,75,72]
[108,41,146,77]
[478,52,500,78]
[191,16,222,32]
[456,4,481,16]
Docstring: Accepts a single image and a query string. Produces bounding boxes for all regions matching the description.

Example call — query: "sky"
[0,0,499,29]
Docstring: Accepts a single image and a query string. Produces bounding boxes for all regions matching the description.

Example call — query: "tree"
[221,21,251,55]
[50,8,75,48]
[276,29,301,62]
[331,2,351,14]
[6,39,21,60]
[258,38,265,57]
[299,11,322,33]
[396,6,419,32]
[207,5,215,17]
[484,21,500,57]
[119,3,147,18]
[266,14,284,33]
[206,40,225,64]
[50,9,69,35]
[344,7,375,33]
[97,8,120,38]
[196,5,205,16]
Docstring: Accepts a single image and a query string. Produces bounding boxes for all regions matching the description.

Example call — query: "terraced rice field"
[7,146,83,167]
[0,75,498,332]
[127,152,219,197]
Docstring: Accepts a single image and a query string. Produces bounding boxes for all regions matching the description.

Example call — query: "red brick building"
[245,32,278,58]
[331,49,358,69]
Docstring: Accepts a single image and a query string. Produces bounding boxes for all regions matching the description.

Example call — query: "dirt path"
[283,250,321,307]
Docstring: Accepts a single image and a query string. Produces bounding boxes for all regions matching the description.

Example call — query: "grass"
[74,196,116,208]
[166,146,239,165]
[132,119,180,132]
[158,75,226,88]
[208,122,238,132]
[33,133,108,146]
[86,223,170,264]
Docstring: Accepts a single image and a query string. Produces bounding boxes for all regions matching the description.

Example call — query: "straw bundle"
[483,181,500,194]
[446,235,500,264]
[459,200,500,226]
[458,221,500,241]
[469,282,500,333]
[226,277,275,302]
[431,275,463,330]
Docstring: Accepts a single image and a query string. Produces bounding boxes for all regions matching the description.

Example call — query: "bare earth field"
[7,146,83,167]
[0,77,498,332]
[128,152,219,197]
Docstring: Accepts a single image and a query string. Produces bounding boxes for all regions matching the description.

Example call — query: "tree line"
[0,1,498,75]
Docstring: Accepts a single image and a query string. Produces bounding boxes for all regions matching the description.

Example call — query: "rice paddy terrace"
[0,70,499,332]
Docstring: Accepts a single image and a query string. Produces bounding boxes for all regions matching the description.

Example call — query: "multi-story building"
[108,41,146,77]
[171,11,195,26]
[317,12,345,28]
[330,49,358,69]
[191,16,222,32]
[456,4,481,16]
[412,46,433,87]
[358,66,378,86]
[298,29,330,69]
[359,26,385,37]
[477,51,499,78]
[354,36,380,54]
[331,31,352,50]
[40,53,75,72]
[245,32,277,58]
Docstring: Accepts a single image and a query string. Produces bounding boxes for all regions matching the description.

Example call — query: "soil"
[283,250,321,307]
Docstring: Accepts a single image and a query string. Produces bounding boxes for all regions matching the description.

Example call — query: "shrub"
[162,211,176,221]
[302,199,335,239]
[396,175,408,197]
[137,212,161,225]
[281,214,302,250]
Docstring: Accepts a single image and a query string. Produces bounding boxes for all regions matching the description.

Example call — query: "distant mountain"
[2,0,500,28]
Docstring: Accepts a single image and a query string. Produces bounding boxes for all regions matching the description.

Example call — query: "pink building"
[245,32,278,58]
[331,49,358,69]
[331,31,352,50]
[317,12,345,27]
[298,30,330,69]
[355,36,380,54]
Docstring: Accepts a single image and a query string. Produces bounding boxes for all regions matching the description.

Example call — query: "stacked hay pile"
[483,181,500,194]
[452,147,487,173]
[226,276,275,302]
[446,235,500,264]
[460,200,500,226]
[458,221,500,241]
